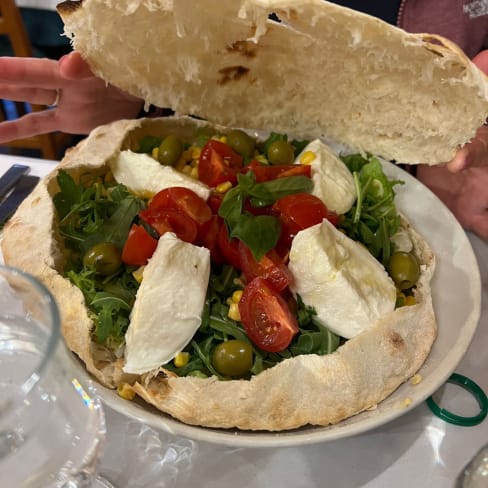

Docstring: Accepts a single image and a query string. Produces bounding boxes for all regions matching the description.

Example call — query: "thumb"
[58,51,95,79]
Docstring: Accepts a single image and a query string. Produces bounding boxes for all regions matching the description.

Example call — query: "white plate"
[2,158,481,448]
[82,161,481,448]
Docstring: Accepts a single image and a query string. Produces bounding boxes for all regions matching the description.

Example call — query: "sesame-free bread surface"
[58,0,488,164]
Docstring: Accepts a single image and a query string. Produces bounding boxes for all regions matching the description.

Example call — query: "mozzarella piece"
[295,139,356,214]
[288,219,396,339]
[109,149,210,200]
[123,233,210,374]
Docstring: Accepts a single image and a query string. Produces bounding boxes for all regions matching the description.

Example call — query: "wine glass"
[0,264,114,488]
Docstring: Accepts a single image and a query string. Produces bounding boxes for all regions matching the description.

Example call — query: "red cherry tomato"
[238,277,299,352]
[121,224,158,266]
[272,193,339,247]
[198,139,243,187]
[244,161,311,183]
[148,187,212,224]
[198,215,223,264]
[139,208,198,243]
[207,192,224,213]
[239,242,292,291]
[217,224,242,270]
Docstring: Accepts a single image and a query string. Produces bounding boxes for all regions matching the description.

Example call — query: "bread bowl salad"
[4,0,488,430]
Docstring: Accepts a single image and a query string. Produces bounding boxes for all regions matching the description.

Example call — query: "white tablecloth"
[1,155,487,488]
[15,0,59,10]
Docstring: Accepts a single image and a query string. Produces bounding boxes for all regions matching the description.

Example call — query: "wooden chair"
[0,0,70,160]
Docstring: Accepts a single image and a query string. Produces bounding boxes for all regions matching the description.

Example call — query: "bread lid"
[57,0,488,165]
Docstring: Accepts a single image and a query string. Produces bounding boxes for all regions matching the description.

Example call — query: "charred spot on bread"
[56,0,82,16]
[226,40,257,58]
[218,66,250,84]
[388,332,405,351]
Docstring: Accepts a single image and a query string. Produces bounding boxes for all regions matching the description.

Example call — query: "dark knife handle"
[0,174,40,225]
[0,164,30,201]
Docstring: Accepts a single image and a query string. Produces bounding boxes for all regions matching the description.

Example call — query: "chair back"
[0,0,67,160]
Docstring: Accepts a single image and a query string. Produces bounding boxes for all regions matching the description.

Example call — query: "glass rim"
[0,264,61,396]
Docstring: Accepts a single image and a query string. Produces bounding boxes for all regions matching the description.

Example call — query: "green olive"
[267,140,295,165]
[212,339,253,377]
[226,129,256,158]
[158,134,184,166]
[83,242,122,276]
[387,251,420,290]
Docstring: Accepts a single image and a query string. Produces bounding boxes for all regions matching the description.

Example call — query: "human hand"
[446,50,488,172]
[416,164,488,240]
[0,52,143,142]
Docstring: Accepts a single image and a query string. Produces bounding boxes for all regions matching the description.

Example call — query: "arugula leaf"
[53,170,85,219]
[339,155,404,266]
[54,171,145,347]
[136,135,162,153]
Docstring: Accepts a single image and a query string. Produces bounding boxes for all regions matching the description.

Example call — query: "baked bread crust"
[58,0,488,164]
[1,116,436,430]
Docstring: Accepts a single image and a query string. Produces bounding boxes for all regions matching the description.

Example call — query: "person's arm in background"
[416,50,488,240]
[0,52,143,142]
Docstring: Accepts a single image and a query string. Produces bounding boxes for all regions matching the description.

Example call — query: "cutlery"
[0,174,40,225]
[0,164,30,201]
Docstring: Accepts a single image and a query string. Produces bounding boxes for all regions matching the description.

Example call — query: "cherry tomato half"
[217,224,242,270]
[238,277,299,352]
[239,242,292,291]
[244,161,311,183]
[273,193,339,248]
[198,139,243,187]
[148,187,212,224]
[121,224,158,266]
[139,208,198,243]
[198,215,223,264]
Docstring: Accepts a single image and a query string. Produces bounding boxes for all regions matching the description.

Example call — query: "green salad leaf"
[339,154,404,266]
[53,170,144,347]
[218,171,312,260]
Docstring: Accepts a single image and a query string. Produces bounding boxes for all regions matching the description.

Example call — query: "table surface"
[0,155,486,488]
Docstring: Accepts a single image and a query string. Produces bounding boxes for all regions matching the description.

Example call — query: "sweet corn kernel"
[228,302,241,321]
[181,164,192,175]
[402,397,412,408]
[152,147,159,160]
[190,167,199,179]
[132,266,145,283]
[411,374,422,385]
[219,136,227,143]
[231,290,243,303]
[182,149,193,161]
[299,150,316,165]
[405,295,417,306]
[191,147,202,160]
[117,383,136,401]
[174,351,190,368]
[215,181,233,193]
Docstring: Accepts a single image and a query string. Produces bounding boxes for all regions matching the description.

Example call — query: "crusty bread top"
[58,0,488,165]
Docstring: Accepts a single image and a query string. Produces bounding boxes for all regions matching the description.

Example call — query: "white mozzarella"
[295,139,356,214]
[288,219,396,339]
[109,150,210,200]
[123,233,211,374]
